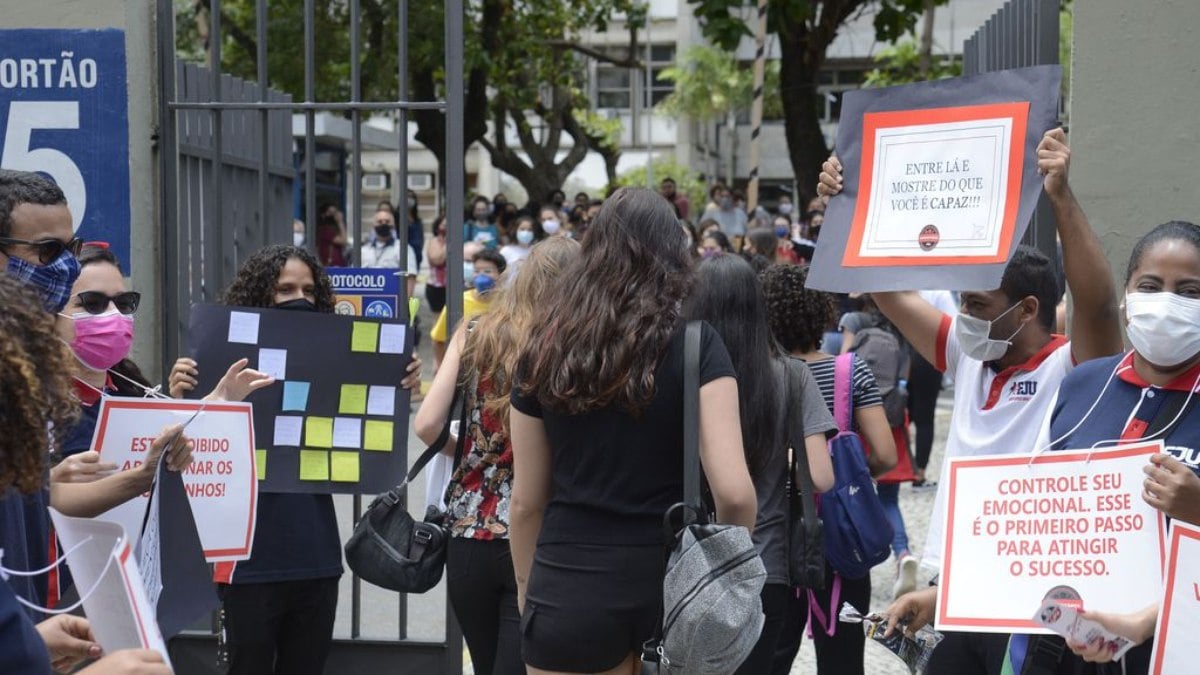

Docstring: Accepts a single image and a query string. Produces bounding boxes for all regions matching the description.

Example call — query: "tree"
[688,0,946,197]
[174,0,643,201]
[615,158,707,215]
[656,45,780,183]
[862,40,960,88]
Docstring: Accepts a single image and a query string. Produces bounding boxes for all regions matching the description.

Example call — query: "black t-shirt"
[510,322,736,546]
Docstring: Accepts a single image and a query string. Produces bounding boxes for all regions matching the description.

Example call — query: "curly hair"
[461,237,580,431]
[0,275,79,494]
[518,187,694,415]
[222,244,336,311]
[759,264,835,354]
[0,169,66,238]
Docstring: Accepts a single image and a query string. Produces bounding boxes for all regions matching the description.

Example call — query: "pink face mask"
[67,309,135,371]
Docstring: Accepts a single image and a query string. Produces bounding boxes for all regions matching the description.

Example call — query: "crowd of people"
[3,122,1200,675]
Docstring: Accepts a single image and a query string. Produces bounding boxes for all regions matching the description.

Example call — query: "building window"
[593,44,675,110]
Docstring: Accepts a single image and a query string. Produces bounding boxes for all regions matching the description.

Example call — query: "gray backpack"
[850,325,908,427]
[641,321,766,674]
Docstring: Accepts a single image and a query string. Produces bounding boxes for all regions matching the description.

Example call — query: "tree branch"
[546,41,644,69]
[194,0,259,64]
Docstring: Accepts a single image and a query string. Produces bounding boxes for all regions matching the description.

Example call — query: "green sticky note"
[339,384,368,415]
[255,449,267,480]
[330,452,360,482]
[305,417,334,448]
[299,450,329,481]
[363,420,394,451]
[351,321,379,353]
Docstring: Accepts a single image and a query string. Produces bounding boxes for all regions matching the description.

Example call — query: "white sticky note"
[367,385,397,417]
[332,417,362,448]
[273,416,303,447]
[228,311,260,344]
[379,324,407,354]
[257,348,287,381]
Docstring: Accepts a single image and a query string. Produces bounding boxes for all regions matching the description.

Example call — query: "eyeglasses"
[0,236,84,264]
[75,290,141,315]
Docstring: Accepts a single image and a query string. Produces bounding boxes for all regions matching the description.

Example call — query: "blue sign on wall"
[0,29,131,271]
[327,267,400,318]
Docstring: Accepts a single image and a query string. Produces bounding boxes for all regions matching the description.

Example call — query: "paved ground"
[322,290,956,673]
[790,398,952,674]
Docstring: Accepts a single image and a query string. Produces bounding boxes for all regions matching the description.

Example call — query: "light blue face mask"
[516,230,535,246]
[463,262,475,282]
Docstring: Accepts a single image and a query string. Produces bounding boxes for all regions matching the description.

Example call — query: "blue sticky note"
[282,381,311,412]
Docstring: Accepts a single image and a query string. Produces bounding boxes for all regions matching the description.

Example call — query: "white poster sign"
[49,508,170,666]
[91,397,257,561]
[1151,521,1200,674]
[937,442,1166,633]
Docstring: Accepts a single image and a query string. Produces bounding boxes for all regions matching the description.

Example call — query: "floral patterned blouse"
[444,377,513,540]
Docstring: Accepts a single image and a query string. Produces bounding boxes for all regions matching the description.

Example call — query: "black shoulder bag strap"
[643,320,704,670]
[786,359,820,542]
[683,320,703,512]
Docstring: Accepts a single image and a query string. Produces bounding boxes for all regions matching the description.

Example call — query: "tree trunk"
[919,0,937,78]
[777,31,828,203]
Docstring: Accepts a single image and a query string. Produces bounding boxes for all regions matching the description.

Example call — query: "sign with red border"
[91,397,257,562]
[807,65,1061,292]
[1150,521,1200,674]
[937,442,1166,633]
[843,102,1029,267]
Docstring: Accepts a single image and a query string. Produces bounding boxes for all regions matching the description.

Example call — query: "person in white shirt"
[499,215,543,266]
[362,208,418,297]
[817,128,1124,674]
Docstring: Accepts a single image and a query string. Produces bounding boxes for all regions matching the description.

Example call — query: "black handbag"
[344,381,469,593]
[783,357,826,590]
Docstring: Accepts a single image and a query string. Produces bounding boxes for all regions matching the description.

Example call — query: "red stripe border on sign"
[938,442,1165,631]
[843,101,1031,268]
[95,398,257,559]
[1152,524,1200,674]
[117,543,153,649]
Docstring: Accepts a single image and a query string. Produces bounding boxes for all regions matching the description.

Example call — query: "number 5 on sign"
[2,100,86,230]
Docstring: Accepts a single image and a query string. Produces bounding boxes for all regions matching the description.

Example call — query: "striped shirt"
[802,354,883,418]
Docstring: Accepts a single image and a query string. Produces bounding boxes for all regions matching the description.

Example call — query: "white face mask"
[955,301,1026,362]
[542,219,561,235]
[1125,292,1200,368]
[779,202,793,215]
[293,232,306,247]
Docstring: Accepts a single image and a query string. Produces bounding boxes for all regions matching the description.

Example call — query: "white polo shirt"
[922,313,1074,572]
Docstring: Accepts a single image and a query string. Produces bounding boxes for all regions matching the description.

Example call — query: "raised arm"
[817,156,951,367]
[1038,128,1123,362]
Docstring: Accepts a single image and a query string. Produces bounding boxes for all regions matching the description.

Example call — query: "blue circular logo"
[364,301,394,318]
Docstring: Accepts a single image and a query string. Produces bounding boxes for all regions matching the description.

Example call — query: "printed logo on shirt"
[1009,380,1038,402]
[1164,445,1200,470]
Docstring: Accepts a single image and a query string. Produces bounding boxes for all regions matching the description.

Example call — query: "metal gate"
[155,1,467,672]
[963,0,1061,262]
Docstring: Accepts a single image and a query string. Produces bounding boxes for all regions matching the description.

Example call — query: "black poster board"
[188,304,413,494]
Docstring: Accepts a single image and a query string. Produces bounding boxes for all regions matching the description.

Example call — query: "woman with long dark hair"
[685,254,837,674]
[509,188,757,674]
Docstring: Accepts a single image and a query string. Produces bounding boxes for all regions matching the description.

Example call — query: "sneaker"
[911,479,938,491]
[893,553,919,599]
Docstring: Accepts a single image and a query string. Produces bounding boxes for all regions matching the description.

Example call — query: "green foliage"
[655,45,780,121]
[862,40,961,88]
[615,157,706,215]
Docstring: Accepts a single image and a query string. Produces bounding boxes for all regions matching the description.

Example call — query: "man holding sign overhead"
[818,126,1124,674]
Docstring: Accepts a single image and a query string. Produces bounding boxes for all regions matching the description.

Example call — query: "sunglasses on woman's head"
[0,236,84,265]
[75,290,141,315]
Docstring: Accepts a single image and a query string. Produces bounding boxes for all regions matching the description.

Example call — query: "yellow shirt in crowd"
[430,290,491,342]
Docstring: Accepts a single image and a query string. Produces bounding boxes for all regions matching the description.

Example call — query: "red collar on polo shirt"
[72,374,114,406]
[1115,350,1200,392]
[981,334,1069,410]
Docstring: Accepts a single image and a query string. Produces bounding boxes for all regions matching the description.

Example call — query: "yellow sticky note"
[255,449,267,480]
[330,452,360,482]
[351,321,379,353]
[339,384,368,415]
[299,450,329,481]
[363,420,394,451]
[305,417,334,448]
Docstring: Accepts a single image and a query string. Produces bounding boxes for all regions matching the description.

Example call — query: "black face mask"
[275,298,317,312]
[374,224,394,239]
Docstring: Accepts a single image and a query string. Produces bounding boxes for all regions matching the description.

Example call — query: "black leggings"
[218,577,338,675]
[425,283,447,314]
[446,537,523,675]
[907,351,943,471]
[771,566,872,675]
[735,584,790,674]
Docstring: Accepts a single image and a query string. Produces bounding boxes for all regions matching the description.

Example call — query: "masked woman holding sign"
[167,244,422,675]
[996,221,1200,675]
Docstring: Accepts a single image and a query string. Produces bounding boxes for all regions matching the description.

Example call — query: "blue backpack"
[821,352,893,579]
